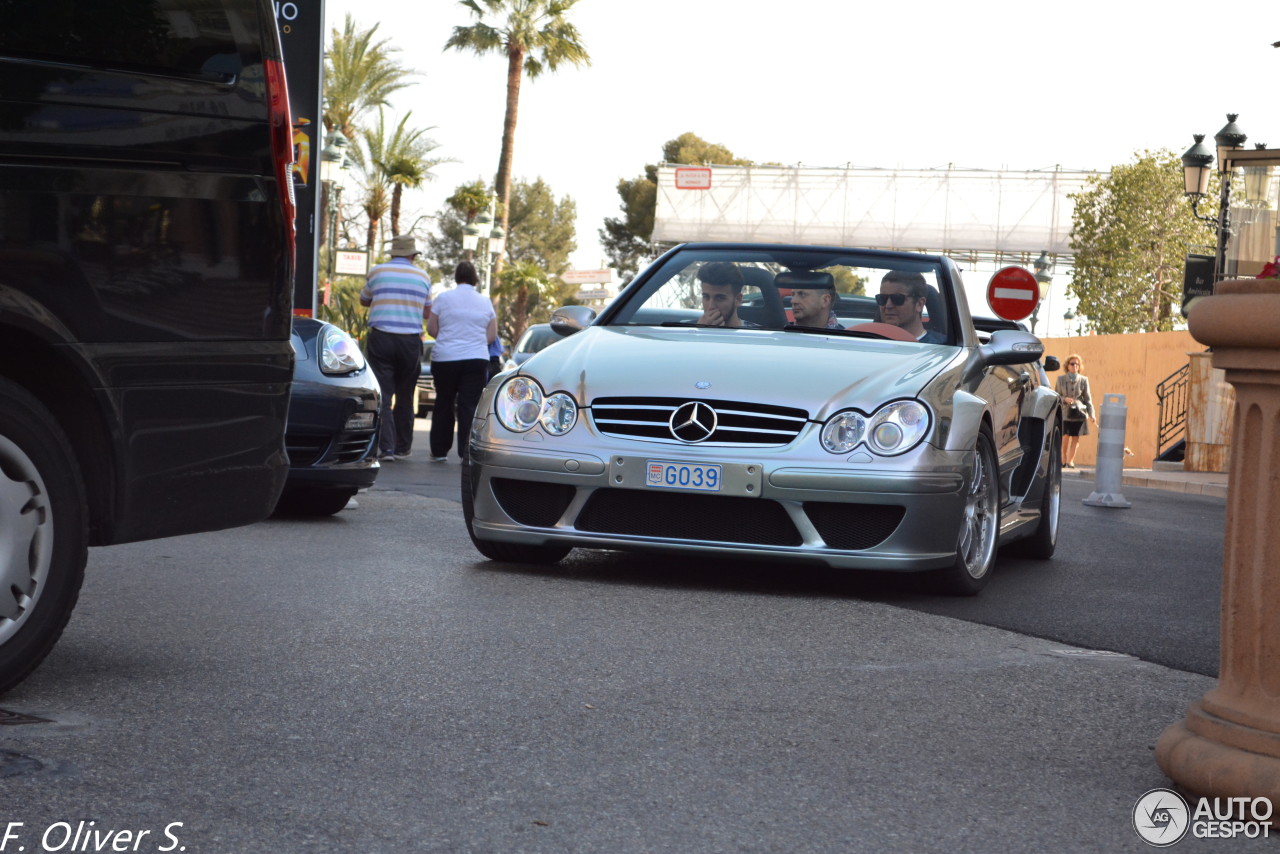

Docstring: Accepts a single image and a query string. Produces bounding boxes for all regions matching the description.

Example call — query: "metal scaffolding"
[653,163,1105,266]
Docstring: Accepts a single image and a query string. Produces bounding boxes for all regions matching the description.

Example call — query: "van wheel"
[461,462,570,565]
[0,379,87,695]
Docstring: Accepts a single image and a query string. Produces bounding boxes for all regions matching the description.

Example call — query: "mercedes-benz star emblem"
[695,381,711,389]
[670,401,718,443]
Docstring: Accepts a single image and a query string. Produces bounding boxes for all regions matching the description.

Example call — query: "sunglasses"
[875,293,912,306]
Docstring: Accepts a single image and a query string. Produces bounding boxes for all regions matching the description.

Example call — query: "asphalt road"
[1,434,1246,853]
[377,433,1228,678]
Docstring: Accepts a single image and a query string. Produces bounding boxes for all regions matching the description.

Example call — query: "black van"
[0,0,296,692]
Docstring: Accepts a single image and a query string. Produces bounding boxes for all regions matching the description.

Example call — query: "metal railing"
[1156,363,1191,460]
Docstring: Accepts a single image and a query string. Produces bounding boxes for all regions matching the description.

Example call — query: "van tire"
[0,379,87,694]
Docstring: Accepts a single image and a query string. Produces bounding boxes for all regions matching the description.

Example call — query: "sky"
[322,0,1280,337]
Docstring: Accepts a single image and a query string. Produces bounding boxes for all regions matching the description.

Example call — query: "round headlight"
[320,325,366,374]
[539,392,578,435]
[820,410,866,454]
[495,376,544,432]
[867,401,930,455]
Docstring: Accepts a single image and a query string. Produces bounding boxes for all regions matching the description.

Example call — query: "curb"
[1065,468,1228,499]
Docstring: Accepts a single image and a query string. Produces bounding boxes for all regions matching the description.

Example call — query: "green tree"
[1069,149,1213,333]
[444,0,590,271]
[601,132,752,282]
[493,258,561,344]
[360,109,450,235]
[361,183,391,265]
[324,14,418,140]
[423,180,493,280]
[424,177,576,315]
[506,177,576,276]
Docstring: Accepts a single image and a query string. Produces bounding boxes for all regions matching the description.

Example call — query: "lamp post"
[1182,114,1247,283]
[319,130,351,296]
[1028,250,1053,335]
[460,198,506,292]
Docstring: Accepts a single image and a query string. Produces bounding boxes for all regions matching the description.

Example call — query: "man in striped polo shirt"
[360,234,433,460]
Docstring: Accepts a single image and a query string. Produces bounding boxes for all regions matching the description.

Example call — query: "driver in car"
[697,262,757,327]
[877,270,946,343]
[788,272,843,329]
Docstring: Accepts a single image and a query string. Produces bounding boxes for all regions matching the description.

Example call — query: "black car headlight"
[320,325,366,374]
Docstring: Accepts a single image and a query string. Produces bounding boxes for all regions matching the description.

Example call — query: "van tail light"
[264,58,297,272]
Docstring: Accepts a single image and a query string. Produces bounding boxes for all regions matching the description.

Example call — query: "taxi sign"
[986,266,1040,321]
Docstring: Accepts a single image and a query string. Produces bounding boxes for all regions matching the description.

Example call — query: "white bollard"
[1083,393,1132,508]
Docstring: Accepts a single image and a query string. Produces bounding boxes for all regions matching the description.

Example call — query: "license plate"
[645,460,722,492]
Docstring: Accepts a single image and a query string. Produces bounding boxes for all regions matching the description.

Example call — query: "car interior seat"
[736,267,787,327]
[923,285,948,342]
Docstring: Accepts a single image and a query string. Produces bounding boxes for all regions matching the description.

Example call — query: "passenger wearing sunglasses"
[876,271,946,344]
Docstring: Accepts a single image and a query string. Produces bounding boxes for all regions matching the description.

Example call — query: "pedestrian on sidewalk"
[428,261,497,463]
[361,234,433,461]
[1056,353,1096,468]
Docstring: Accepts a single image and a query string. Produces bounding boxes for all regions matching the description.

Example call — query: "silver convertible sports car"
[462,243,1062,594]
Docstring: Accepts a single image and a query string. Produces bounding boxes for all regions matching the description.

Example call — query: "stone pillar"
[1184,351,1234,473]
[1155,279,1280,800]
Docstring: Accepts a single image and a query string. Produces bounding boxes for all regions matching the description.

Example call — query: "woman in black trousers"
[427,262,498,462]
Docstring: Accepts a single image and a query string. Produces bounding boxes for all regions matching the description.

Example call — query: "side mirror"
[981,329,1044,366]
[550,305,596,337]
[1042,355,1060,372]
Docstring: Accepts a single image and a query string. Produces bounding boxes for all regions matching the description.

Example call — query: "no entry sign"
[986,267,1041,321]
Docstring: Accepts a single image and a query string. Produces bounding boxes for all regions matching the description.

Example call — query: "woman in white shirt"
[427,261,497,462]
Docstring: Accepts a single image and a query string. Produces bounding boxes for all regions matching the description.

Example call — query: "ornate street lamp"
[1181,114,1247,284]
[1026,251,1053,334]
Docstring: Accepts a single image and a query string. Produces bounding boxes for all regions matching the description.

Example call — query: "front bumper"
[467,431,972,572]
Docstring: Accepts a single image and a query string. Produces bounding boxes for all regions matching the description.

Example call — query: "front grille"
[491,478,577,527]
[803,502,905,550]
[590,397,808,446]
[576,489,802,546]
[285,434,326,467]
[330,430,377,464]
[285,430,377,467]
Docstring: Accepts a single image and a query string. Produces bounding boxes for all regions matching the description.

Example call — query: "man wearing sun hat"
[361,234,433,460]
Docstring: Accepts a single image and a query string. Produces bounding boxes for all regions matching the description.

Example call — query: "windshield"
[607,247,954,345]
[516,325,560,355]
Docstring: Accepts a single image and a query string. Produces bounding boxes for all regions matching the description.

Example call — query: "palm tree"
[492,258,549,343]
[324,14,418,140]
[444,0,590,255]
[361,183,390,266]
[360,109,451,235]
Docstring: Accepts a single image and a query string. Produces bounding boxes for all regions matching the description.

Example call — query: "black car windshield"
[516,324,560,355]
[606,246,954,345]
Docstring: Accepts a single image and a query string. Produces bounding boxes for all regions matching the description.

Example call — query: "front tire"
[0,379,87,694]
[273,488,354,517]
[461,462,570,565]
[936,426,999,595]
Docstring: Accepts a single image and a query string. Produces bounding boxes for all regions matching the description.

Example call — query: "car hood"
[519,326,961,419]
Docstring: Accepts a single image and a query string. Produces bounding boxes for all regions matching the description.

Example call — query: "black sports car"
[277,318,381,516]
